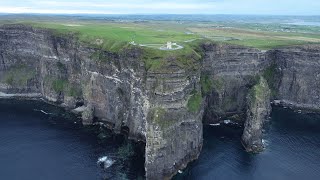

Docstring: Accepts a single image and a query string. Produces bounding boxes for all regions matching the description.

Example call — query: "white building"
[166,42,172,49]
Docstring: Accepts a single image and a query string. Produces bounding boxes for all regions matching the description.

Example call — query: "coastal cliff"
[0,24,203,179]
[242,77,271,152]
[1,24,320,179]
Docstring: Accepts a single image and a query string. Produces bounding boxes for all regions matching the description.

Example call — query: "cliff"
[268,46,320,109]
[1,24,320,179]
[0,24,203,179]
[201,43,269,124]
[242,77,271,152]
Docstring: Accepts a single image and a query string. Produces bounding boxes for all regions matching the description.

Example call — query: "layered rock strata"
[1,24,320,179]
[242,77,271,152]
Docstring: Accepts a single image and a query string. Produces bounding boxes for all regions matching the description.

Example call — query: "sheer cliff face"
[0,25,147,141]
[201,43,270,123]
[242,77,271,152]
[0,25,204,179]
[1,25,320,179]
[145,68,203,179]
[270,46,320,109]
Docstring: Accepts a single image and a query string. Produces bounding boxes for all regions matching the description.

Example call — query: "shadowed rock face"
[242,77,271,152]
[1,24,320,179]
[0,24,203,179]
[201,43,270,124]
[269,47,320,109]
[0,24,147,141]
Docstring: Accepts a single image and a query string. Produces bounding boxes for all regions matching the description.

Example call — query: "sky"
[0,0,319,15]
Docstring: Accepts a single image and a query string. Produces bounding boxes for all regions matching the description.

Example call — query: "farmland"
[1,14,320,51]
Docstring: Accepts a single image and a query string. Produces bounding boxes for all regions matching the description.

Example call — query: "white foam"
[40,110,52,115]
[262,139,269,146]
[210,123,221,126]
[97,156,115,169]
[224,120,232,124]
[34,109,53,115]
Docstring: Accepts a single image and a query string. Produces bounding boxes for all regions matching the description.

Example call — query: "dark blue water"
[0,100,144,180]
[175,107,320,180]
[1,100,320,180]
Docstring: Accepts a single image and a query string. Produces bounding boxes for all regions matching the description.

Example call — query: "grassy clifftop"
[2,17,320,70]
[20,18,320,51]
[26,22,204,71]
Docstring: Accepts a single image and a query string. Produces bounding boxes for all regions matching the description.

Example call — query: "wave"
[33,109,53,115]
[210,123,221,126]
[97,156,115,169]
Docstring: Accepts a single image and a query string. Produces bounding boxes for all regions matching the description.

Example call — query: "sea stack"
[242,77,271,152]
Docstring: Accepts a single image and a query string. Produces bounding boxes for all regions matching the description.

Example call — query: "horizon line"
[1,13,320,17]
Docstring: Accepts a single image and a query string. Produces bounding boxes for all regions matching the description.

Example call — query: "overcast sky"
[0,0,319,15]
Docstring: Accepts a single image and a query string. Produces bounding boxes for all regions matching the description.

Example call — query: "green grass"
[44,76,70,94]
[27,20,319,50]
[1,64,36,86]
[68,85,82,97]
[263,64,280,97]
[2,18,319,71]
[248,76,269,103]
[187,92,203,113]
[200,74,213,95]
[52,79,68,93]
[188,25,320,50]
[212,78,224,92]
[28,22,199,52]
[23,21,204,71]
[1,17,319,52]
[149,107,176,130]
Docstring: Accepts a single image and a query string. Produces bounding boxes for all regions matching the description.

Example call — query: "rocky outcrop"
[1,24,320,179]
[268,45,320,109]
[0,24,203,179]
[81,105,95,125]
[145,66,204,179]
[0,24,147,141]
[201,43,270,124]
[242,77,271,152]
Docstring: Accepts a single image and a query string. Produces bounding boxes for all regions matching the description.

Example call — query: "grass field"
[1,15,320,57]
[1,16,320,50]
[28,21,199,51]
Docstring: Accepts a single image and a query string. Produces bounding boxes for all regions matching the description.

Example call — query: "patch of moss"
[150,107,175,130]
[212,78,224,92]
[248,76,269,103]
[144,58,167,71]
[187,91,203,113]
[52,79,68,93]
[67,85,82,97]
[44,76,82,96]
[263,64,279,97]
[200,74,213,96]
[2,64,36,86]
[90,50,112,63]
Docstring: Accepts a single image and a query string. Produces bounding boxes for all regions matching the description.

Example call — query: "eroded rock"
[1,24,320,179]
[242,77,271,152]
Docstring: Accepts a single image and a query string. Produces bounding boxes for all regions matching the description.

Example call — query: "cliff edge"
[1,24,320,179]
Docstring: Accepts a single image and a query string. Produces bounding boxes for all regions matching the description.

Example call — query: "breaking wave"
[97,156,115,169]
